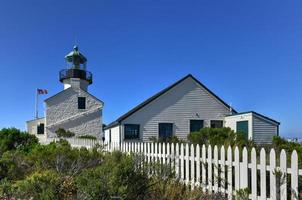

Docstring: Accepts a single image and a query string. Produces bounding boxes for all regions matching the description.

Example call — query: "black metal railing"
[59,69,92,84]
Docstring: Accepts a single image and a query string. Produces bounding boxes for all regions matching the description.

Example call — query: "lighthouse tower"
[60,46,92,91]
[33,46,104,139]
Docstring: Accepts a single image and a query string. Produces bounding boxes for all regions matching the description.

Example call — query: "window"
[37,123,44,134]
[237,121,249,140]
[190,120,204,132]
[124,124,140,139]
[78,97,86,109]
[210,120,223,128]
[159,123,173,141]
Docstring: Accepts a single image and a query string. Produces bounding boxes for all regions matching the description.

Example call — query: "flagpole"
[35,89,38,119]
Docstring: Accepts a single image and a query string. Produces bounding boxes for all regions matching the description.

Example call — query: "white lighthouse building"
[26,46,103,139]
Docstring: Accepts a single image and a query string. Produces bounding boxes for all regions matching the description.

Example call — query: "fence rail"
[40,138,301,200]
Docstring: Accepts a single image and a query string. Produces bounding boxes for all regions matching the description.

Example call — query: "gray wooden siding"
[45,88,103,138]
[121,77,232,141]
[252,115,277,144]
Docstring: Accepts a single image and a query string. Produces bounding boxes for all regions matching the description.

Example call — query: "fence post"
[159,143,162,167]
[147,142,150,164]
[155,143,158,165]
[135,142,139,153]
[251,148,257,199]
[151,143,154,174]
[166,143,170,169]
[185,143,190,185]
[141,142,144,153]
[270,149,276,200]
[241,147,248,189]
[214,145,219,192]
[234,147,240,191]
[163,143,166,165]
[227,146,232,200]
[180,143,184,181]
[175,143,179,179]
[280,150,287,200]
[131,142,134,153]
[170,143,173,171]
[196,144,200,187]
[208,145,212,193]
[291,150,298,200]
[191,144,195,189]
[260,148,267,199]
[220,146,226,194]
[202,145,206,192]
[125,142,129,154]
[143,142,147,164]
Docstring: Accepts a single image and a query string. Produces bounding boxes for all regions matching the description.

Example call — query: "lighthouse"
[60,46,92,91]
[26,46,104,139]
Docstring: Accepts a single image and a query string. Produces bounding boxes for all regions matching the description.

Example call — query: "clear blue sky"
[0,0,301,137]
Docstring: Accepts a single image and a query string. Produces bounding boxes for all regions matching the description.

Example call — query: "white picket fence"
[40,138,302,200]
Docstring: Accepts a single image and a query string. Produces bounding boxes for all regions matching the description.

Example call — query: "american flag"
[37,89,48,94]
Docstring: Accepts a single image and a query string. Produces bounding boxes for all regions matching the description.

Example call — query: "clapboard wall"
[121,77,232,141]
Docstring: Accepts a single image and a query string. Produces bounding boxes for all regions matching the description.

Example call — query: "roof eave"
[105,74,236,126]
[227,111,280,125]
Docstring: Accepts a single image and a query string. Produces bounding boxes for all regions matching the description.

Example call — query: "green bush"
[3,127,302,199]
[272,136,302,167]
[187,127,249,147]
[28,139,103,175]
[0,128,38,153]
[0,178,14,199]
[76,151,150,200]
[149,135,184,143]
[55,128,75,138]
[0,150,31,180]
[14,170,61,200]
[77,135,97,140]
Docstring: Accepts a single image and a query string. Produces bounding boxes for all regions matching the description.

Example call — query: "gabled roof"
[228,111,280,125]
[44,87,73,102]
[80,89,104,105]
[44,87,104,105]
[105,74,236,129]
[26,117,45,123]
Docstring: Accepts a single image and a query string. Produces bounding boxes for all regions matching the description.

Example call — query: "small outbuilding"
[225,111,280,144]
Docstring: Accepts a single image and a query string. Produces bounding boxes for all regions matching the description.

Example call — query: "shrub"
[0,150,31,180]
[77,135,97,140]
[0,178,14,199]
[76,151,150,200]
[145,178,227,200]
[149,135,184,143]
[272,136,302,168]
[0,128,38,153]
[14,170,61,200]
[28,139,103,175]
[187,127,248,147]
[55,128,75,138]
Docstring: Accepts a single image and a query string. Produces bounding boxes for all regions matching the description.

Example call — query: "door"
[159,123,173,141]
[236,121,249,140]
